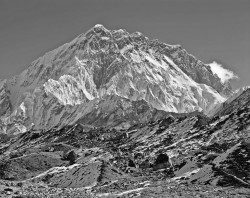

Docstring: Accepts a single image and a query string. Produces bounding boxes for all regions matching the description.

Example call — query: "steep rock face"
[0,24,230,133]
[167,46,233,97]
[215,87,250,117]
[208,86,250,117]
[0,92,170,134]
[226,86,250,104]
[76,95,171,128]
[0,80,11,117]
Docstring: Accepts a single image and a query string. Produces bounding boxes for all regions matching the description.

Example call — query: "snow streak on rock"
[0,24,232,133]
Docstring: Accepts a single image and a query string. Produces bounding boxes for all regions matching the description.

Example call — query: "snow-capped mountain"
[1,79,249,195]
[0,24,232,133]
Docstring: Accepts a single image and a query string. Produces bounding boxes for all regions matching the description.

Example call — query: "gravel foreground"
[1,180,250,198]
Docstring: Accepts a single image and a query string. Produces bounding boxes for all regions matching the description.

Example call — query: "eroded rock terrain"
[0,25,249,197]
[0,88,250,197]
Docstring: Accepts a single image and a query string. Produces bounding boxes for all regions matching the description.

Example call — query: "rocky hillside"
[1,24,248,197]
[0,87,249,197]
[0,24,230,134]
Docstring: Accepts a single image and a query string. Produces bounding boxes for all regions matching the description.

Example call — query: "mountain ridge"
[0,24,250,197]
[0,82,250,196]
[0,24,232,134]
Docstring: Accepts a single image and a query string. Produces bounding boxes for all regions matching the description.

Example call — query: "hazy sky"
[0,0,249,89]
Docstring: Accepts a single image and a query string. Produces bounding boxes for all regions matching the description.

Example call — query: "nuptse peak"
[0,24,233,133]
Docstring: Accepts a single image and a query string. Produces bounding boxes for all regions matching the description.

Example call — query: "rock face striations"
[0,24,249,197]
[0,86,249,197]
[0,24,231,134]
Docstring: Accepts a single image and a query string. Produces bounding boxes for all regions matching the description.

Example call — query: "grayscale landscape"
[0,1,249,197]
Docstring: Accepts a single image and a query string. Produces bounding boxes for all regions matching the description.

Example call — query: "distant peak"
[91,24,110,34]
[94,24,105,28]
[93,24,109,31]
[84,24,110,38]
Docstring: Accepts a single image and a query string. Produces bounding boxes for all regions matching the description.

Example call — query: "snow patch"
[75,56,87,66]
[20,102,26,115]
[101,36,110,40]
[120,44,133,54]
[145,54,165,69]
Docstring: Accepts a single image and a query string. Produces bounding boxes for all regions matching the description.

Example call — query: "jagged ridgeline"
[0,25,250,197]
[0,24,231,134]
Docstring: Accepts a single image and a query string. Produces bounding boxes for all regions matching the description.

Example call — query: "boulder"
[153,153,171,170]
[64,150,77,165]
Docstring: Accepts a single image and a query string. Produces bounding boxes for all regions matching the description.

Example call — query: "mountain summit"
[1,24,250,197]
[0,24,232,133]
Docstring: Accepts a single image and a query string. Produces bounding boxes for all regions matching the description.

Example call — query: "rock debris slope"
[1,24,248,197]
[0,87,249,197]
[0,24,230,134]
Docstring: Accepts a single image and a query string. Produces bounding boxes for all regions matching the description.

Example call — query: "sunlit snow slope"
[0,24,231,133]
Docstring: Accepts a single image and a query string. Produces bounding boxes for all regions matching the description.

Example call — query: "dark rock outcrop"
[64,150,78,165]
[153,153,171,170]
